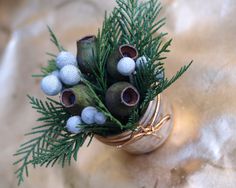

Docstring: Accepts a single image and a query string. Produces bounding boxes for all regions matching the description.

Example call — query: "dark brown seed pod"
[107,44,138,80]
[76,35,97,74]
[119,44,138,59]
[105,82,140,117]
[60,84,94,114]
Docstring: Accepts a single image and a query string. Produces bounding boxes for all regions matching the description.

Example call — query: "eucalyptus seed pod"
[76,35,97,74]
[105,82,140,117]
[107,44,138,80]
[60,84,94,114]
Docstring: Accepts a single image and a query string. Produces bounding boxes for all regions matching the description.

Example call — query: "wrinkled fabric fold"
[0,0,236,187]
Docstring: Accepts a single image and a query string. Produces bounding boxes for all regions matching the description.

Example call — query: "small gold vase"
[96,94,173,154]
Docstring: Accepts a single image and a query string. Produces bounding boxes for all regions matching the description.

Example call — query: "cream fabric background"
[0,0,236,187]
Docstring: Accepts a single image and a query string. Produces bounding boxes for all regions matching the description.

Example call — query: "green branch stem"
[83,79,124,129]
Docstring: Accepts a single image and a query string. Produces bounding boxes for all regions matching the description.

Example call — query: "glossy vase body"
[96,94,173,154]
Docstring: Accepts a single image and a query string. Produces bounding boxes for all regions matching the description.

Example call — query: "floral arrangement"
[14,0,192,185]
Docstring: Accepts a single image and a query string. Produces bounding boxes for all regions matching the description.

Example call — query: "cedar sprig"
[90,10,122,96]
[47,25,65,52]
[83,79,124,129]
[113,0,192,112]
[133,58,164,100]
[13,96,73,185]
[140,61,193,110]
[32,26,63,78]
[32,133,88,168]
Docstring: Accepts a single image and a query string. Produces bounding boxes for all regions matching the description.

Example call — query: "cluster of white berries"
[117,56,148,76]
[40,51,108,134]
[66,106,107,134]
[117,56,164,80]
[41,51,81,96]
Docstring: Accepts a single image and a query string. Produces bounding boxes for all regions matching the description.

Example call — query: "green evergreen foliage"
[14,96,72,185]
[32,26,64,78]
[139,61,192,110]
[14,0,192,185]
[31,132,87,168]
[89,0,192,113]
[47,25,65,52]
[83,80,124,128]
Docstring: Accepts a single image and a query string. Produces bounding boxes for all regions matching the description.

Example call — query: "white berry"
[94,112,107,125]
[156,70,164,80]
[56,51,77,69]
[66,116,82,134]
[40,75,62,96]
[59,65,81,85]
[136,56,148,68]
[117,57,136,76]
[51,70,60,79]
[81,106,98,125]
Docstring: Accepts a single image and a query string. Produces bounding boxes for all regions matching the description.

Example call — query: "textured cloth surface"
[0,0,236,187]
